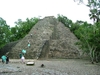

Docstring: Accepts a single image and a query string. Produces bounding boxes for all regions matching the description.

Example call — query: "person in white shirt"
[21,55,25,64]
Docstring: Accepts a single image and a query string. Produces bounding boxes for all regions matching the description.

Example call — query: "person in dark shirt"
[19,53,23,59]
[6,56,9,64]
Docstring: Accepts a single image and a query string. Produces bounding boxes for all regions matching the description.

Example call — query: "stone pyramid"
[0,16,81,59]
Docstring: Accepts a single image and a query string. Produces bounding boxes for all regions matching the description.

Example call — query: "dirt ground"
[0,59,100,75]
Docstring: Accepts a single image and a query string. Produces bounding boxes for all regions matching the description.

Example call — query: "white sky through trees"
[0,0,92,27]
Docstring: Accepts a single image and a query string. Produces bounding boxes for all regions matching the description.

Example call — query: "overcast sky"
[0,0,92,27]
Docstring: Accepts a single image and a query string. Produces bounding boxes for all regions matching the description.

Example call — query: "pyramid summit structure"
[0,16,81,59]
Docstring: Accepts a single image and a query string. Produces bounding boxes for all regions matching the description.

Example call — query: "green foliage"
[0,17,39,49]
[11,17,39,41]
[74,21,100,63]
[0,17,11,48]
[58,14,100,63]
[70,22,80,33]
[57,14,73,28]
[73,0,100,63]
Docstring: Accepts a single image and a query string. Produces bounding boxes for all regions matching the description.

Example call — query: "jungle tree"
[0,17,11,48]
